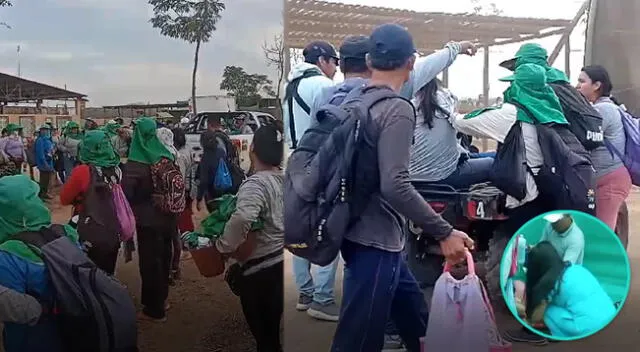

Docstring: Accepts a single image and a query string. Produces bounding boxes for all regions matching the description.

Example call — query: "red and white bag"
[423,251,511,352]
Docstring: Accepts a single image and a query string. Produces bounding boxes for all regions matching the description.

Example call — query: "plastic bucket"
[190,245,224,277]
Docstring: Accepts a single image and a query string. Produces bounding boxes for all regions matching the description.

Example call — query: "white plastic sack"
[424,251,511,352]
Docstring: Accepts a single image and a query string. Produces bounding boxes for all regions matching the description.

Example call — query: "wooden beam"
[548,0,589,65]
[564,37,571,80]
[482,45,490,152]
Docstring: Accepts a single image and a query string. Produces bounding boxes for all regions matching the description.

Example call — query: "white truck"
[183,110,282,172]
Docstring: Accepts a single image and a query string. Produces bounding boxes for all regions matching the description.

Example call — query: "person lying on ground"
[0,175,81,352]
[216,124,285,352]
[60,130,123,276]
[524,241,615,338]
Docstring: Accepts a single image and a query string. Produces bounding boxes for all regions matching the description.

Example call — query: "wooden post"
[442,68,449,88]
[549,0,589,65]
[482,45,490,152]
[564,37,571,80]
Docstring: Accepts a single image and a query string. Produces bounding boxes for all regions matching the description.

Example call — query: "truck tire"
[615,201,629,250]
[484,230,510,304]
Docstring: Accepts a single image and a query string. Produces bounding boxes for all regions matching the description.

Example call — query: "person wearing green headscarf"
[0,123,26,171]
[58,120,83,181]
[0,175,79,352]
[60,130,122,275]
[499,43,570,84]
[121,117,178,322]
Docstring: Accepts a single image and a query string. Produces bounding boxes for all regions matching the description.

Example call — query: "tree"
[262,34,285,112]
[149,0,225,114]
[220,65,274,108]
[1,0,12,29]
[470,0,503,16]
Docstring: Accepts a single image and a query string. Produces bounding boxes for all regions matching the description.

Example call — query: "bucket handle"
[443,250,475,276]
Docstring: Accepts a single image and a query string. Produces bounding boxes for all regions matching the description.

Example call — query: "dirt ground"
[283,190,640,351]
[2,179,639,351]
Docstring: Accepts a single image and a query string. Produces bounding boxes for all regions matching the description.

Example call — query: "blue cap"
[339,35,369,60]
[368,24,416,65]
[303,41,338,63]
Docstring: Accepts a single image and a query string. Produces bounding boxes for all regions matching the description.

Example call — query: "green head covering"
[499,63,568,125]
[78,130,121,168]
[5,123,22,134]
[63,121,82,140]
[102,120,122,138]
[128,117,175,164]
[0,175,78,263]
[499,43,570,84]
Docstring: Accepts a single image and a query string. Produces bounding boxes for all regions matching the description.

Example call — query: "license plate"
[467,199,489,219]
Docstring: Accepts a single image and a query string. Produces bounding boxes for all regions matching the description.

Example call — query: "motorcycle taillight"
[429,201,447,213]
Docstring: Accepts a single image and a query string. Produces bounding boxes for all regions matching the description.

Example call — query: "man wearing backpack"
[329,24,474,352]
[283,40,342,322]
[196,115,244,212]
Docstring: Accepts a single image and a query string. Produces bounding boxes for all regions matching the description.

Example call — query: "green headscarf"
[63,121,82,140]
[499,63,568,125]
[5,123,22,134]
[499,43,570,84]
[0,175,79,263]
[102,120,121,138]
[78,130,121,168]
[128,117,175,164]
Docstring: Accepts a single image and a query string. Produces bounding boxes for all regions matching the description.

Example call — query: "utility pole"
[16,44,20,77]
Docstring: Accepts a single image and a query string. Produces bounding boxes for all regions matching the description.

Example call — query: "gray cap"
[339,35,369,60]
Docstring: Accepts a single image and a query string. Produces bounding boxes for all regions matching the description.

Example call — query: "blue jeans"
[292,254,339,305]
[438,156,494,189]
[331,241,428,352]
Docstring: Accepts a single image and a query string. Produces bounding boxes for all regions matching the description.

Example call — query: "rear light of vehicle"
[429,201,447,214]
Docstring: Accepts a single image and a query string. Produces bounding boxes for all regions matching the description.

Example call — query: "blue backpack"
[214,158,233,191]
[284,86,401,266]
[605,109,640,186]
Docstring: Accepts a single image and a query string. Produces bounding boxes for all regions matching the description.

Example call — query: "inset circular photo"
[500,210,631,341]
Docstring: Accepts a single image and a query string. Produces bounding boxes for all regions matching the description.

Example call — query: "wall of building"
[0,114,80,136]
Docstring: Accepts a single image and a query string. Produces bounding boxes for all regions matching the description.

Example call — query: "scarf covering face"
[128,117,175,164]
[500,63,568,125]
[156,127,178,158]
[63,121,82,140]
[501,43,570,84]
[0,175,79,263]
[78,130,121,168]
[525,241,568,318]
[102,120,121,138]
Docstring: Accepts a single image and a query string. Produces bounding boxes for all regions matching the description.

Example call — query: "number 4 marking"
[476,201,485,218]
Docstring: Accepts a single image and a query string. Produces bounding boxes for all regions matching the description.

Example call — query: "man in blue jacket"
[34,125,54,200]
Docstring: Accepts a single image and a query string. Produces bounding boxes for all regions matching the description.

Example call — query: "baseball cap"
[499,43,549,71]
[368,24,416,66]
[339,35,369,60]
[303,41,338,64]
[543,213,565,223]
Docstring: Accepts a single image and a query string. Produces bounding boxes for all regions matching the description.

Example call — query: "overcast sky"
[0,0,586,107]
[0,0,282,107]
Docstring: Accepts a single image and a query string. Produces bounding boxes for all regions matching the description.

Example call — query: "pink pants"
[596,166,632,230]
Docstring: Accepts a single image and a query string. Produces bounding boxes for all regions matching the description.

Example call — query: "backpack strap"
[11,225,66,254]
[283,69,323,149]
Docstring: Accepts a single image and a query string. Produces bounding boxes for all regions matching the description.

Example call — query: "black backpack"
[550,82,604,151]
[284,86,405,266]
[283,69,323,148]
[15,225,138,352]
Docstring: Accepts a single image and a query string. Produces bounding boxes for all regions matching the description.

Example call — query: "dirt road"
[283,192,640,351]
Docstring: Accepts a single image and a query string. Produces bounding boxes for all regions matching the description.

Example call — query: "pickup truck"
[183,110,283,172]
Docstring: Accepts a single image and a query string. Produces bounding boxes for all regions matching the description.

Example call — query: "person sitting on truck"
[231,114,253,135]
[409,77,493,189]
[576,65,632,231]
